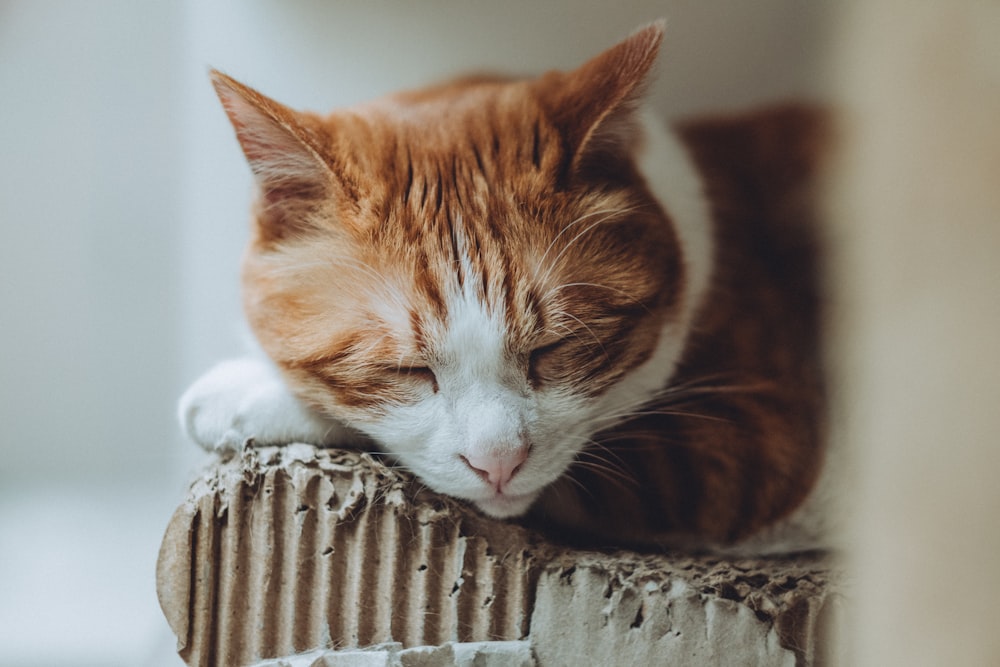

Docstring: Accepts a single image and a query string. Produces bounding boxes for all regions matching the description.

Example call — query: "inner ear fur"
[211,70,337,240]
[531,21,665,180]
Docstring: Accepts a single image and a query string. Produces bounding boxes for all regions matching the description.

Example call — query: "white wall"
[0,2,184,482]
[0,3,186,664]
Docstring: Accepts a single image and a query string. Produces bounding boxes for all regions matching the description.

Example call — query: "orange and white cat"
[180,22,830,553]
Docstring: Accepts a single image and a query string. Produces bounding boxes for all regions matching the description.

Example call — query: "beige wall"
[829,2,1000,664]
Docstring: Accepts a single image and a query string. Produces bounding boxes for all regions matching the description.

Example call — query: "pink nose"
[461,446,529,492]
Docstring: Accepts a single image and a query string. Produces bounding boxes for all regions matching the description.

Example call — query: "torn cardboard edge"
[157,444,840,666]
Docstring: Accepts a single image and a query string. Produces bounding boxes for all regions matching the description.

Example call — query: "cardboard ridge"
[157,444,839,666]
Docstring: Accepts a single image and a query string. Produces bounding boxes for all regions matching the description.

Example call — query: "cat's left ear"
[533,21,665,178]
[210,70,337,239]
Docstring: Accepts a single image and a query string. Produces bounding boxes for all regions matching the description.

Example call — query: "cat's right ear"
[210,70,335,238]
[532,21,665,180]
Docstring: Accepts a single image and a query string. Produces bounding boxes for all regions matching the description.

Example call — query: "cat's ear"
[533,21,665,178]
[210,70,335,235]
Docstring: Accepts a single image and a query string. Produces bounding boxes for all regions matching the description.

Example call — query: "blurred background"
[0,1,836,664]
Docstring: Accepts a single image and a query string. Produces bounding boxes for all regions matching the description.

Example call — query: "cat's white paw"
[178,357,362,452]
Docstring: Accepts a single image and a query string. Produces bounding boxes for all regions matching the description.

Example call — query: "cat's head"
[212,22,708,518]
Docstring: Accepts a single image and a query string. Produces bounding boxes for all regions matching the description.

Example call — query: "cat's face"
[216,23,697,517]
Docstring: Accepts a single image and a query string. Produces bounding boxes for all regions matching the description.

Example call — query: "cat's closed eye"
[394,365,439,393]
[528,340,567,386]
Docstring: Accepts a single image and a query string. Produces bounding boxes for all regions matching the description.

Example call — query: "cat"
[179,21,830,553]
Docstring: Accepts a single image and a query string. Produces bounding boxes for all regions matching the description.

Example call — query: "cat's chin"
[472,491,538,519]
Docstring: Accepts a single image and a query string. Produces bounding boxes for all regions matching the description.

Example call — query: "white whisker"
[534,206,640,288]
[553,311,607,357]
[540,281,653,317]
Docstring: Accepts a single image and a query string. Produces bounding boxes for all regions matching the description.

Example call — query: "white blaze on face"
[357,217,542,516]
[438,276,526,456]
[435,218,537,500]
[435,278,543,516]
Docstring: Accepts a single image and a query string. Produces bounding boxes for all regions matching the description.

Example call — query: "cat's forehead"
[382,76,537,125]
[335,78,553,163]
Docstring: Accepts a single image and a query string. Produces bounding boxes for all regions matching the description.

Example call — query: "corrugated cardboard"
[157,444,838,666]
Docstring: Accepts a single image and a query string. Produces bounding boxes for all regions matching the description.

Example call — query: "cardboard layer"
[157,445,838,666]
[252,641,535,667]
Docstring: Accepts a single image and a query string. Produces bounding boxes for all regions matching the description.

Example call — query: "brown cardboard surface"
[157,444,838,666]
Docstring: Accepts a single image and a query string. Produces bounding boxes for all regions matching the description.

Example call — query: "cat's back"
[678,104,829,281]
[675,104,829,403]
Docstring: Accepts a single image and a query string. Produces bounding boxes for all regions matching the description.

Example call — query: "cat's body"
[181,23,829,553]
